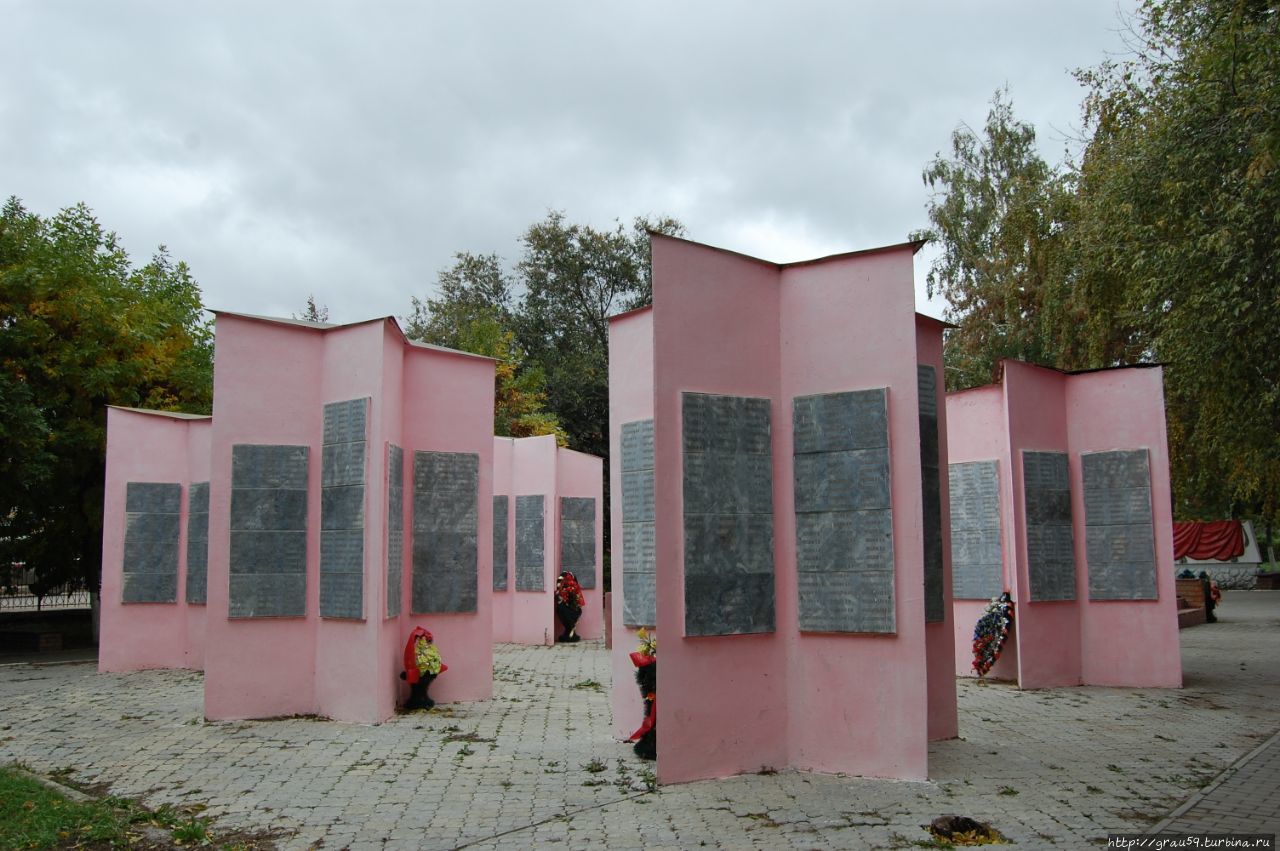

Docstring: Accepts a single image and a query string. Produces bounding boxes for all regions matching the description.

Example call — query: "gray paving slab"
[1,592,1278,849]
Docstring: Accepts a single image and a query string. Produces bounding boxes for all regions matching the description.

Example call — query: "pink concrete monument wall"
[609,235,957,784]
[200,313,497,723]
[947,360,1182,689]
[101,407,212,672]
[102,312,499,723]
[492,435,604,645]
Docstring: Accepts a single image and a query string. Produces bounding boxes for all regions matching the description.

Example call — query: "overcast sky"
[3,1,1135,324]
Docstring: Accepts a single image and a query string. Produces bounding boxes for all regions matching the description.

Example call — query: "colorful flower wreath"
[972,593,1014,678]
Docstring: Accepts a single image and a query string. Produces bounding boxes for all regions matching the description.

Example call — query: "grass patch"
[571,679,604,692]
[583,759,608,774]
[0,764,280,849]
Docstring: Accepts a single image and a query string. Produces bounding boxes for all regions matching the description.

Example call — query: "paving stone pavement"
[1,590,1277,849]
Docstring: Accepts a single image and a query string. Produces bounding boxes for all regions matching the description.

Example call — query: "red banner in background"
[1172,520,1245,561]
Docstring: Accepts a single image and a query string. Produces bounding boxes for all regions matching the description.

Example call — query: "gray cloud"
[1,1,1132,324]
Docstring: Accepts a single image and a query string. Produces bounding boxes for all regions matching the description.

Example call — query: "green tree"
[294,295,330,323]
[1074,0,1280,526]
[513,211,684,458]
[405,254,565,444]
[914,89,1082,390]
[0,198,213,594]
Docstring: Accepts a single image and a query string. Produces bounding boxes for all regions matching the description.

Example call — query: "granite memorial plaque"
[493,495,509,592]
[229,445,309,617]
[621,419,656,627]
[411,451,479,613]
[515,494,545,592]
[792,388,894,633]
[122,482,181,603]
[683,393,775,636]
[1022,450,1075,601]
[918,366,944,623]
[320,398,368,620]
[1083,449,1157,600]
[560,497,597,589]
[387,444,404,617]
[185,481,210,604]
[948,461,1002,599]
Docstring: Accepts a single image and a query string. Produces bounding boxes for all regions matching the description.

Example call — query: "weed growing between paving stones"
[582,758,607,773]
[571,679,603,691]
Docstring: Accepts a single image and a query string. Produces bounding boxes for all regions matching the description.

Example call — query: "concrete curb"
[1148,726,1280,833]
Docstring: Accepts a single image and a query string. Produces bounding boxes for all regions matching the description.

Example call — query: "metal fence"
[1,566,92,612]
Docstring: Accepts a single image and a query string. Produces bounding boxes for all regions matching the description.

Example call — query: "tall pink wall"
[202,314,496,723]
[397,338,496,706]
[945,385,1019,681]
[204,316,324,720]
[610,238,953,784]
[492,437,604,645]
[608,307,654,740]
[491,438,515,643]
[510,436,558,645]
[313,322,385,722]
[776,250,932,780]
[1003,362,1081,689]
[101,407,210,672]
[651,238,790,784]
[556,447,604,640]
[917,316,959,742]
[1066,368,1181,688]
[946,362,1180,689]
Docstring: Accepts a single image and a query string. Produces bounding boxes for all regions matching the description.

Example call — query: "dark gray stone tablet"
[411,451,479,613]
[321,398,368,620]
[493,495,509,592]
[1022,450,1075,601]
[122,481,182,604]
[949,461,1002,599]
[792,388,894,633]
[1083,449,1157,600]
[387,444,404,617]
[621,419,656,627]
[683,393,775,636]
[559,497,597,589]
[185,482,210,605]
[515,494,545,592]
[229,445,309,617]
[918,366,944,623]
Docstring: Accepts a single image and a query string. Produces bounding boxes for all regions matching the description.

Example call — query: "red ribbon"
[629,695,656,742]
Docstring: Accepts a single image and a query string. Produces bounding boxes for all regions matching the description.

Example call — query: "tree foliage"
[914,89,1081,389]
[405,253,565,444]
[294,295,330,323]
[919,0,1280,528]
[1074,0,1280,524]
[408,211,684,459]
[0,198,213,591]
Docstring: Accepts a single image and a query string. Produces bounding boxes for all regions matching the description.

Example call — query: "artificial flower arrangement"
[400,626,448,710]
[971,592,1014,678]
[628,628,657,760]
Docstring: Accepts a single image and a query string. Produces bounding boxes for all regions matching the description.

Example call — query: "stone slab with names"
[1022,450,1075,602]
[683,393,775,636]
[386,444,404,617]
[321,398,368,620]
[492,495,509,592]
[123,482,182,603]
[949,461,1003,599]
[229,445,309,617]
[621,419,656,627]
[1083,449,1157,600]
[411,451,478,614]
[918,366,944,623]
[559,496,596,589]
[185,481,210,605]
[515,494,545,592]
[792,388,895,634]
